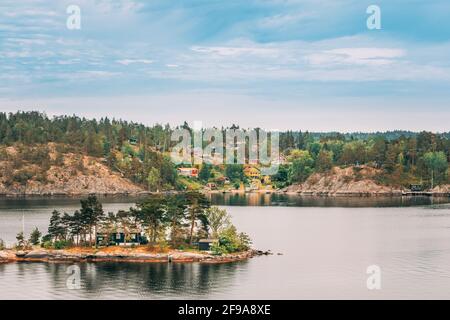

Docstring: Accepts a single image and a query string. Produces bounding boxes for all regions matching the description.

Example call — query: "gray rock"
[24,250,49,259]
[15,251,28,257]
[0,251,9,260]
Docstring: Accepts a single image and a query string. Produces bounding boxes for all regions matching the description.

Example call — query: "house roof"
[199,239,218,243]
[98,228,142,234]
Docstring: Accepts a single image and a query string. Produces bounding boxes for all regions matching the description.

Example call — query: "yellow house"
[244,166,260,178]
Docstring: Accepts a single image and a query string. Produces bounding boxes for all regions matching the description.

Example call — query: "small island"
[0,193,266,264]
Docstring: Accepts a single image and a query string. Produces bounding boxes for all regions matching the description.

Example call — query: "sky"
[0,0,449,132]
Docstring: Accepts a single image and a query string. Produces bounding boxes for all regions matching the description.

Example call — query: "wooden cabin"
[197,239,217,251]
[96,230,147,247]
[410,184,424,192]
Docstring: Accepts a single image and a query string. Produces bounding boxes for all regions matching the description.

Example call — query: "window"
[116,233,121,240]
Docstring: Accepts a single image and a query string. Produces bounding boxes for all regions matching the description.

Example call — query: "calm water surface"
[1,195,450,299]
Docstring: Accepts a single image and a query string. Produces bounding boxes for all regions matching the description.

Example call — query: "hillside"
[0,144,144,195]
[285,166,404,196]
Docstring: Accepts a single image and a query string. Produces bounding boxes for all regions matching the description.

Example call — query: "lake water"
[1,195,450,299]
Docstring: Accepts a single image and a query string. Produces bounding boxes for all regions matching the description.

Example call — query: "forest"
[0,111,449,191]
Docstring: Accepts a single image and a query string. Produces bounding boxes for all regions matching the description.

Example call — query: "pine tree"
[48,210,65,241]
[80,195,104,247]
[29,227,42,245]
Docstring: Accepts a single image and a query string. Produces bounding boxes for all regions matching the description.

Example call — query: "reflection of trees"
[210,193,440,207]
[46,261,244,299]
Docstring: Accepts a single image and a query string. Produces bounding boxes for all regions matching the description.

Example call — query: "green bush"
[211,242,228,256]
[53,240,70,250]
[42,241,53,249]
[0,239,5,250]
[211,225,252,255]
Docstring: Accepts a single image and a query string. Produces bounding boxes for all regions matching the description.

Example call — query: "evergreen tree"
[80,195,104,247]
[29,227,42,245]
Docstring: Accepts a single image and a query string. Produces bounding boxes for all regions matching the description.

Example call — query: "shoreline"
[0,248,268,265]
[0,190,448,198]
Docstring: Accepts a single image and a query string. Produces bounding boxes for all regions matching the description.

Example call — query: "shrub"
[42,241,53,249]
[53,240,70,250]
[211,242,228,256]
[0,239,5,250]
[211,225,252,255]
[29,227,42,245]
[13,169,34,185]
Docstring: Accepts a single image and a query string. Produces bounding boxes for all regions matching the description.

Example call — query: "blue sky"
[0,0,449,131]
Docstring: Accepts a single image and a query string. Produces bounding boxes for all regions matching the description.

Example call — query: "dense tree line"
[40,194,250,254]
[273,131,450,189]
[1,111,449,190]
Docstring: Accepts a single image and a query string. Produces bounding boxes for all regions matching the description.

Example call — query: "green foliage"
[0,239,5,250]
[288,150,314,183]
[147,167,161,191]
[211,225,252,255]
[15,231,25,249]
[225,164,244,181]
[80,195,104,246]
[315,150,334,172]
[41,241,53,249]
[29,227,42,245]
[41,193,247,251]
[199,164,212,182]
[2,111,450,191]
[421,151,448,188]
[53,240,70,250]
[272,165,289,188]
[206,207,231,239]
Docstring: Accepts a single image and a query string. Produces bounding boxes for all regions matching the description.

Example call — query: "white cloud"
[306,48,406,66]
[116,59,154,66]
[191,46,279,57]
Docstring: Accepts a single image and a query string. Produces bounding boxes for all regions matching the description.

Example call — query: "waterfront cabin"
[96,230,147,247]
[197,239,217,251]
[410,184,424,192]
[244,166,260,178]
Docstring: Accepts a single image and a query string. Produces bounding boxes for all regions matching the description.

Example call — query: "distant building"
[244,166,260,178]
[206,183,217,190]
[177,167,199,178]
[215,176,230,184]
[410,184,423,192]
[96,229,147,246]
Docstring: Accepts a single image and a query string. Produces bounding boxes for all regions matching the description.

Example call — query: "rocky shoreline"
[0,189,449,198]
[0,248,271,264]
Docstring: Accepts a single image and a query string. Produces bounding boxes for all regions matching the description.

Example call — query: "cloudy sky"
[0,0,449,131]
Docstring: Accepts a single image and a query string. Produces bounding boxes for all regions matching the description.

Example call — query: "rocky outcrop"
[0,250,16,263]
[0,248,263,264]
[285,166,403,196]
[432,185,450,196]
[0,152,144,196]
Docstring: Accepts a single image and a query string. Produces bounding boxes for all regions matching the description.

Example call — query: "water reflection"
[0,261,246,299]
[209,193,450,207]
[2,196,450,299]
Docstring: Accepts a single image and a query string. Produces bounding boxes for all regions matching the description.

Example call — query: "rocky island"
[0,247,268,264]
[0,194,262,265]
